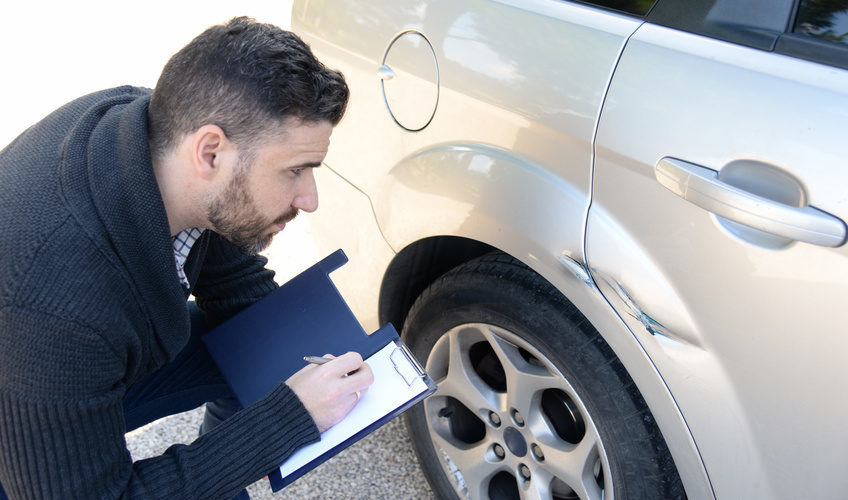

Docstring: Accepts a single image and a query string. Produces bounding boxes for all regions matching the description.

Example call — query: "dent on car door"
[587,18,848,500]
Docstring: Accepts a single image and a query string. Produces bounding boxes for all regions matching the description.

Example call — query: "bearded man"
[0,17,373,499]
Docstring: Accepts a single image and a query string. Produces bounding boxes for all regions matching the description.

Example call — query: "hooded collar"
[58,87,190,364]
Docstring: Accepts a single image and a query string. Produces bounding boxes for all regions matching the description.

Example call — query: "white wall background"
[0,1,294,148]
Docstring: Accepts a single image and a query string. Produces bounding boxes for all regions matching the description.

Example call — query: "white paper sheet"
[278,342,429,478]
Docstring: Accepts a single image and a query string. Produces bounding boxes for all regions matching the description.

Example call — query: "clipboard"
[201,249,436,490]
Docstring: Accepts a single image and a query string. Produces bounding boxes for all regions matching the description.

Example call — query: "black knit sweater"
[0,87,320,499]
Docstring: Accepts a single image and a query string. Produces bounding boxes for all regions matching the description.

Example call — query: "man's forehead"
[269,118,332,145]
[243,129,327,172]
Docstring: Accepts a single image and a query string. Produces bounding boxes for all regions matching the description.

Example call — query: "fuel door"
[378,30,439,131]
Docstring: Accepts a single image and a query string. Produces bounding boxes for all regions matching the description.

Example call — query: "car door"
[587,1,848,498]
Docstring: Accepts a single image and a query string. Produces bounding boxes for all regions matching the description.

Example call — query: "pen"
[304,355,333,365]
[305,356,360,378]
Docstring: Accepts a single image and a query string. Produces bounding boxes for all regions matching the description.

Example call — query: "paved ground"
[126,218,437,499]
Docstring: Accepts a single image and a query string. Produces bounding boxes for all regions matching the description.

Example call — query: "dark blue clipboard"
[201,249,436,491]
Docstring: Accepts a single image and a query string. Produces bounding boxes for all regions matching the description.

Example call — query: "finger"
[353,362,373,395]
[337,362,374,393]
[324,351,364,377]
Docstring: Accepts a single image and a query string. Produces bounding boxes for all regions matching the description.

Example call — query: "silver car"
[291,1,848,498]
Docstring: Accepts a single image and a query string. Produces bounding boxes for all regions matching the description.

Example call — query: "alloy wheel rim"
[422,323,612,500]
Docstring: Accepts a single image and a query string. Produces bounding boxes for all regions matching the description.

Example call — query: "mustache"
[274,208,299,225]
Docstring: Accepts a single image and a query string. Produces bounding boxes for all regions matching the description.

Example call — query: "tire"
[402,253,685,500]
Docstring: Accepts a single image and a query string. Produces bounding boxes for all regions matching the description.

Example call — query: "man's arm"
[0,305,321,499]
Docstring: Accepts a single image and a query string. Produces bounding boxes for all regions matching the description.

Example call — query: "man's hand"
[285,351,374,433]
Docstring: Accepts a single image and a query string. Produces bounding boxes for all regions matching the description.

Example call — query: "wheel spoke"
[538,431,604,500]
[435,327,500,413]
[429,429,500,499]
[481,327,559,415]
[519,473,553,500]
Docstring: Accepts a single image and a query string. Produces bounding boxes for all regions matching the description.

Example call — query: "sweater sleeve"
[0,306,320,500]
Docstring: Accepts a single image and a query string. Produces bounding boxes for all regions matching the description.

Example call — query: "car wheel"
[402,253,685,500]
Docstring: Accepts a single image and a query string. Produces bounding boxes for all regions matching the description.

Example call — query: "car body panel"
[589,22,848,498]
[306,166,397,332]
[376,142,584,275]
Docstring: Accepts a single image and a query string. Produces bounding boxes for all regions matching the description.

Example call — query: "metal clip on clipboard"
[390,342,427,387]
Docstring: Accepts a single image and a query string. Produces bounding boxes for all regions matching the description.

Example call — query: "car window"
[775,0,848,69]
[647,0,795,50]
[576,0,656,17]
[793,1,848,45]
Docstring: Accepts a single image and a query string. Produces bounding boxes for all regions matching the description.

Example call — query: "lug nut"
[511,409,525,426]
[531,443,544,461]
[489,411,501,427]
[519,464,531,481]
[493,444,505,459]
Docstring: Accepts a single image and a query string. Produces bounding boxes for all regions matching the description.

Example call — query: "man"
[0,17,373,499]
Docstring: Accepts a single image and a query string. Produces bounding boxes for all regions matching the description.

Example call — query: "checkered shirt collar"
[172,228,205,288]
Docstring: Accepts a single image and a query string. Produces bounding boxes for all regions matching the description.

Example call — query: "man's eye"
[290,168,303,176]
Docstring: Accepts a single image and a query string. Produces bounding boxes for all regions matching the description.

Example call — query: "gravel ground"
[125,218,437,499]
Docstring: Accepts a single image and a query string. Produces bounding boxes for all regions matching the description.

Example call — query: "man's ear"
[190,124,234,180]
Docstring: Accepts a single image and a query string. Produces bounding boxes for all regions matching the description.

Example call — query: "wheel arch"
[373,140,592,331]
[378,236,495,331]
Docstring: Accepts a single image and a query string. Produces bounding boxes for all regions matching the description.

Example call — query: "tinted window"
[647,0,795,50]
[794,1,848,45]
[579,0,656,17]
[774,0,848,69]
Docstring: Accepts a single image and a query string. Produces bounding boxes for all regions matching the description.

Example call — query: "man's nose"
[292,170,319,213]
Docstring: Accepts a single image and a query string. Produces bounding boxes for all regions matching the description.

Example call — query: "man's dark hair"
[148,16,348,158]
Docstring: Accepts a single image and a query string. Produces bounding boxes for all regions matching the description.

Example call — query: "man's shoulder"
[0,85,151,159]
[53,86,152,119]
[0,85,153,220]
[0,85,156,299]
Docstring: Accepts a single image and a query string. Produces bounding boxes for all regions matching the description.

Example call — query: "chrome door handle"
[655,157,847,247]
[377,64,395,81]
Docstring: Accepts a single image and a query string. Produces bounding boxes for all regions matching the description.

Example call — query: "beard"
[206,166,298,255]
